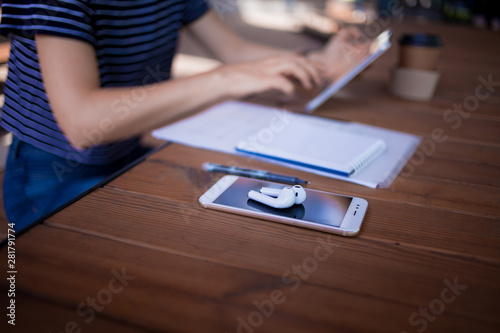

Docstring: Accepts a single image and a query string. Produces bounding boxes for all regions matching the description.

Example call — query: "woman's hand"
[216,54,322,98]
[309,27,372,79]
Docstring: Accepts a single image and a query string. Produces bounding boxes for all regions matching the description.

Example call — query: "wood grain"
[108,145,500,219]
[3,20,500,333]
[3,225,499,333]
[47,185,500,264]
[0,292,147,333]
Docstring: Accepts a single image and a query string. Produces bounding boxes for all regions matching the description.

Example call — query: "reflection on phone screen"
[213,178,352,227]
[247,199,306,219]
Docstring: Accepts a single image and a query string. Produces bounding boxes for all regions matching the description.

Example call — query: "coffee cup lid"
[399,33,443,47]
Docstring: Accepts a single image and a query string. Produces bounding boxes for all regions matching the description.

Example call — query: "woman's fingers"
[339,26,363,42]
[217,53,323,98]
[266,55,321,89]
[269,76,296,95]
[295,56,322,87]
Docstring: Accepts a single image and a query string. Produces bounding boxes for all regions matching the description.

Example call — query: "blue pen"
[202,162,308,185]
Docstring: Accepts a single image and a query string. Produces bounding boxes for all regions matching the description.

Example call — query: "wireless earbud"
[248,185,307,209]
[260,185,307,205]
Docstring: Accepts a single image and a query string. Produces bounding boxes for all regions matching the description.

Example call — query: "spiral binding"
[349,140,387,175]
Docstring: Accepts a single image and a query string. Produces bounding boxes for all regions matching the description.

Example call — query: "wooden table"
[1,21,500,333]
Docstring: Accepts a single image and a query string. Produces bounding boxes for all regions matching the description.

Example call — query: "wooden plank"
[0,293,146,333]
[401,154,500,188]
[429,141,500,166]
[317,98,500,146]
[379,176,500,218]
[108,145,500,219]
[1,20,497,333]
[46,186,500,263]
[326,75,500,120]
[3,226,338,333]
[4,225,499,333]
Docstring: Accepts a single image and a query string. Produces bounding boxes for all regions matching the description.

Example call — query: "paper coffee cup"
[391,67,440,101]
[391,33,443,101]
[399,33,443,70]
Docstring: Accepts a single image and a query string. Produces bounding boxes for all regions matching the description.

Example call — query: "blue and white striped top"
[0,0,209,164]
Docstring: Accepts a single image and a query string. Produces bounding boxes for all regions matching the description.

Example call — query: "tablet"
[246,29,392,113]
[304,29,392,112]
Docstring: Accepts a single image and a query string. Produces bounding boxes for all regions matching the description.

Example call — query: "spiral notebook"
[235,121,387,177]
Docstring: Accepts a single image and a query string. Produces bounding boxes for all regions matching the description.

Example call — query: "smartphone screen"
[212,177,352,227]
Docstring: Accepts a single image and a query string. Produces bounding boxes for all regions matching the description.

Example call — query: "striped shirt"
[0,0,209,164]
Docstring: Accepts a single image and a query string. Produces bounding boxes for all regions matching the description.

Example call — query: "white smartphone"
[198,176,368,237]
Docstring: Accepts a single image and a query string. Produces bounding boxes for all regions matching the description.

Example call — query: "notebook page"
[236,120,386,175]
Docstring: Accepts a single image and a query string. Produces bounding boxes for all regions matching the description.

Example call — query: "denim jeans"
[3,136,150,233]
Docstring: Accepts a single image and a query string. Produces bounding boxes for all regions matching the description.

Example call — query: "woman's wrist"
[209,65,242,100]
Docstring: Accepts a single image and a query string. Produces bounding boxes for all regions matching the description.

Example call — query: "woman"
[0,0,360,232]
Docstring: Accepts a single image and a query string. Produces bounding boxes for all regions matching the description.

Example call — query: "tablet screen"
[305,29,392,112]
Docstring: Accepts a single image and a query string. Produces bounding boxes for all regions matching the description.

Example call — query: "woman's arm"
[185,10,292,64]
[36,34,320,149]
[186,11,370,75]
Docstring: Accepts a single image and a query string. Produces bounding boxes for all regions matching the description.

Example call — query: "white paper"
[152,101,421,188]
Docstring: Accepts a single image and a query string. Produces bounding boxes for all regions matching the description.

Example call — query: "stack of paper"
[152,101,421,188]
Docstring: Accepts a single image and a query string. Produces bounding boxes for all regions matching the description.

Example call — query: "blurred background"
[206,0,500,33]
[173,0,499,78]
